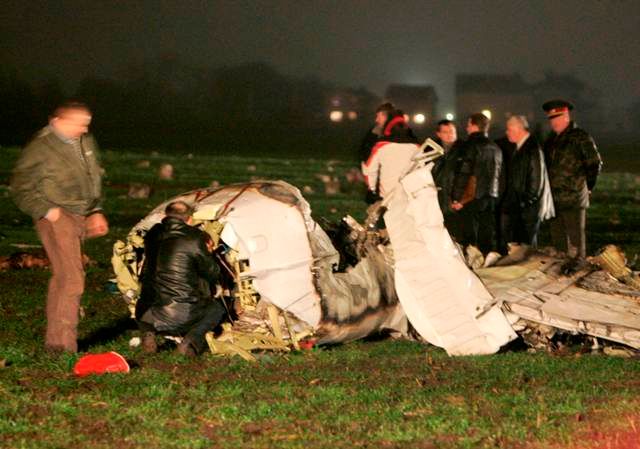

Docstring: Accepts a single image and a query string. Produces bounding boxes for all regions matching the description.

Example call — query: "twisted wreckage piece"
[112,158,640,358]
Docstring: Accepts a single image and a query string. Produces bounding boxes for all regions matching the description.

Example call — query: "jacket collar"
[468,131,487,140]
[161,216,190,232]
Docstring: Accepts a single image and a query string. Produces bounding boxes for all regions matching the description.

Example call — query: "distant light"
[348,111,358,120]
[329,110,343,122]
[481,109,492,120]
[445,113,454,121]
[403,114,410,123]
[413,113,426,125]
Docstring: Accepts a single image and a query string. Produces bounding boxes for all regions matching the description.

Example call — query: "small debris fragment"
[246,164,257,172]
[602,346,636,358]
[128,183,152,199]
[0,252,50,270]
[344,167,365,184]
[315,174,341,195]
[465,245,484,270]
[158,163,174,180]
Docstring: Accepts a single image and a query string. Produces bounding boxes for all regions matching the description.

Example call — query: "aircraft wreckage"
[112,146,640,359]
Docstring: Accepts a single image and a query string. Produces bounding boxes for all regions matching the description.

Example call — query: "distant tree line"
[1,59,637,156]
[0,59,375,159]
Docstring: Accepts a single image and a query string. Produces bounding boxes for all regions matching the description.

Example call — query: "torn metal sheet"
[113,181,407,351]
[382,160,517,356]
[112,170,640,357]
[476,252,640,349]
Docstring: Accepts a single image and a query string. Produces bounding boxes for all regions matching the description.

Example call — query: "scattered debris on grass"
[158,163,174,180]
[127,183,152,199]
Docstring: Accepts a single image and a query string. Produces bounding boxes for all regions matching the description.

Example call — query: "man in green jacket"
[11,101,108,353]
[542,99,602,271]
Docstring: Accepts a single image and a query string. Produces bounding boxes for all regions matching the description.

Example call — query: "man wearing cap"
[542,99,602,268]
[11,101,108,353]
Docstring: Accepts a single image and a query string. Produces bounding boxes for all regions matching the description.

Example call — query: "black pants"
[139,300,227,354]
[500,203,541,251]
[549,208,586,259]
[443,211,465,244]
[464,197,497,255]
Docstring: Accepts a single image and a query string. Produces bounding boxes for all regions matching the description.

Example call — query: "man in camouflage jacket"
[10,102,108,353]
[542,99,602,263]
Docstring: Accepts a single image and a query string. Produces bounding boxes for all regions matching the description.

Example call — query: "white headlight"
[329,110,343,122]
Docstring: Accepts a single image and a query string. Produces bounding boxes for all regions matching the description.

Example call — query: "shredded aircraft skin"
[113,172,640,357]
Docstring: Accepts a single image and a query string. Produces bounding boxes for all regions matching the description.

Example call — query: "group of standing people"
[361,99,603,271]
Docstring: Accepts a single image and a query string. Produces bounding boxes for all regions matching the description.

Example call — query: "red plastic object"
[73,351,130,377]
[298,339,317,350]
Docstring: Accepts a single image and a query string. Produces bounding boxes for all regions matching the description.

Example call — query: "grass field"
[0,145,639,448]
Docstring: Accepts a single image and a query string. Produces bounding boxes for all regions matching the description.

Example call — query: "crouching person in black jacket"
[135,200,225,356]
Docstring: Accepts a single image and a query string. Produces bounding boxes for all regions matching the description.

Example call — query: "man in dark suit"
[500,115,553,250]
[431,119,465,243]
[450,113,502,257]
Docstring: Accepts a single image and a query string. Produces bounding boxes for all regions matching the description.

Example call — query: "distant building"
[532,72,604,132]
[455,74,535,127]
[384,84,438,127]
[325,87,379,123]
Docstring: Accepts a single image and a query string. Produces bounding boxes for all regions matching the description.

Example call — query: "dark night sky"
[2,0,639,113]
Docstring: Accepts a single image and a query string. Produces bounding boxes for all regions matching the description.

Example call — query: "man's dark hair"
[436,119,454,130]
[468,113,490,133]
[376,102,395,114]
[52,101,91,118]
[165,201,194,221]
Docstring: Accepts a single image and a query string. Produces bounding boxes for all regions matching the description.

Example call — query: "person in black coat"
[431,119,465,243]
[359,102,396,165]
[136,200,225,356]
[450,113,502,256]
[500,115,548,250]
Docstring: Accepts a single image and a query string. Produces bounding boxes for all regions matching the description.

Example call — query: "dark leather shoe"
[141,332,157,354]
[176,338,197,357]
